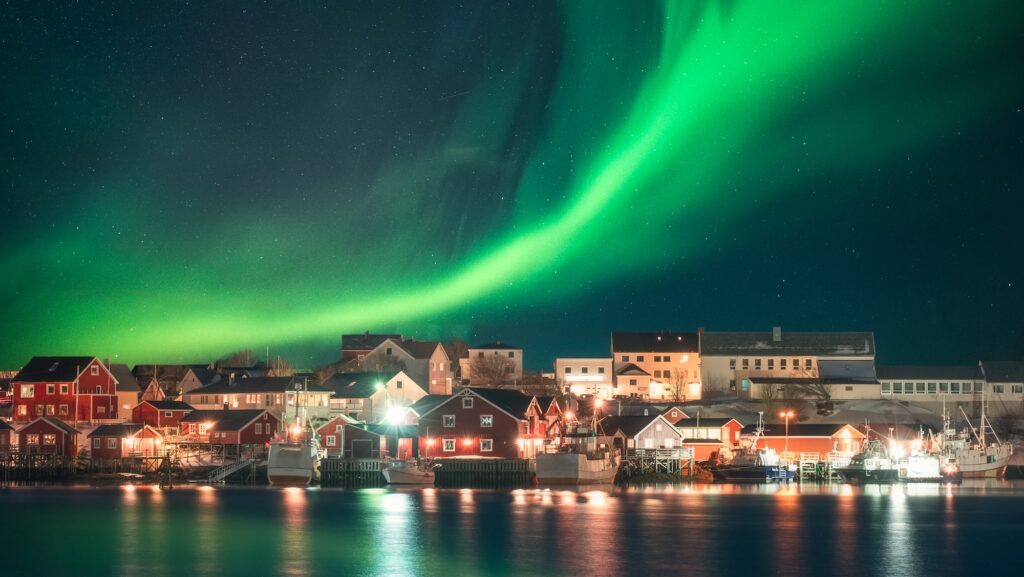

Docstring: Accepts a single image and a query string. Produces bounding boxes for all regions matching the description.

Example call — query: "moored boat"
[712,412,787,483]
[939,405,1013,479]
[382,459,438,485]
[536,409,619,485]
[268,440,315,487]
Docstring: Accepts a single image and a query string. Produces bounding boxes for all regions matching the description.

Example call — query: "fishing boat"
[939,405,1013,478]
[268,379,320,487]
[536,404,619,485]
[835,439,899,483]
[382,459,439,485]
[712,413,787,483]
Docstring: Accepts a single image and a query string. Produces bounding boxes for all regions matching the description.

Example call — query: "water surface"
[4,481,1024,577]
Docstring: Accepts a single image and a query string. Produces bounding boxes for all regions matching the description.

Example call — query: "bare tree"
[789,374,835,415]
[702,375,732,400]
[444,338,469,376]
[366,354,407,375]
[219,349,254,367]
[761,382,782,418]
[470,354,515,387]
[267,355,295,377]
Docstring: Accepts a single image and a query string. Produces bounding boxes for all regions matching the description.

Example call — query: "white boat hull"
[535,453,619,485]
[268,442,315,487]
[382,466,435,485]
[949,445,1012,478]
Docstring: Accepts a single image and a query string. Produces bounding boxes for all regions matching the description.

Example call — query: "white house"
[554,358,613,398]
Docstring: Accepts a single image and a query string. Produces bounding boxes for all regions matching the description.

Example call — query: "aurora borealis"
[1,1,1022,369]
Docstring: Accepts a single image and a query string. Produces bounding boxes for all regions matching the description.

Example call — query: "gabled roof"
[342,333,403,351]
[615,363,650,376]
[407,394,451,416]
[13,356,97,382]
[612,332,699,353]
[180,409,271,431]
[140,400,194,412]
[471,342,522,350]
[185,367,224,387]
[740,423,863,437]
[316,414,359,430]
[535,396,559,413]
[322,372,399,398]
[89,423,143,438]
[192,376,329,395]
[470,388,534,418]
[674,417,739,428]
[398,339,444,360]
[25,417,79,435]
[108,364,141,392]
[601,415,679,438]
[701,331,875,357]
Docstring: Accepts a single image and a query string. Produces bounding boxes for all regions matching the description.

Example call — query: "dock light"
[779,410,795,453]
[594,399,605,409]
[890,443,906,460]
[375,381,384,391]
[426,438,436,447]
[290,425,302,436]
[462,437,473,447]
[564,411,575,421]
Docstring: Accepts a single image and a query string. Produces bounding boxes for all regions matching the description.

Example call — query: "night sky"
[2,1,1022,370]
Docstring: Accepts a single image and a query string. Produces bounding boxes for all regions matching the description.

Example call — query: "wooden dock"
[1,453,77,483]
[320,457,384,487]
[319,457,534,488]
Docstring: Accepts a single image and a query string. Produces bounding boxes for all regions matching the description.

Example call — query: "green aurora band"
[1,1,1018,365]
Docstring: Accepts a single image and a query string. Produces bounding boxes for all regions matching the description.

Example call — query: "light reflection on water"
[4,480,1024,577]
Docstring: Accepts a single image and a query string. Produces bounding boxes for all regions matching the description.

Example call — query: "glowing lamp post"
[779,410,795,453]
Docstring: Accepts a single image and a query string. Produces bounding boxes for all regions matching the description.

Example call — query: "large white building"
[877,362,1023,418]
[611,331,702,400]
[554,358,613,398]
[460,343,524,386]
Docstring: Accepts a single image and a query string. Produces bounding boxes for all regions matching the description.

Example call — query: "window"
[326,435,336,446]
[508,351,515,358]
[265,394,273,406]
[805,359,812,369]
[767,359,774,370]
[780,359,787,370]
[477,352,484,358]
[682,355,689,363]
[1013,385,1023,394]
[993,385,1005,394]
[598,367,605,374]
[335,424,344,432]
[198,423,209,434]
[881,382,891,394]
[396,381,403,389]
[581,367,589,374]
[480,438,493,452]
[793,359,799,370]
[462,397,473,409]
[95,386,102,394]
[21,384,34,398]
[629,379,637,386]
[106,438,117,449]
[97,406,105,414]
[386,347,393,355]
[653,356,661,362]
[481,415,493,428]
[963,383,973,394]
[47,384,55,395]
[564,367,571,374]
[27,434,39,445]
[951,382,960,394]
[742,359,749,370]
[655,423,662,432]
[916,383,926,394]
[893,383,903,394]
[637,356,645,362]
[939,382,949,393]
[754,359,762,370]
[845,386,853,392]
[622,355,629,362]
[927,383,937,394]
[442,438,456,452]
[443,415,455,428]
[91,365,99,376]
[60,384,68,394]
[188,423,197,434]
[17,405,27,417]
[35,405,44,416]
[59,405,68,416]
[255,423,262,435]
[729,359,736,370]
[93,438,101,449]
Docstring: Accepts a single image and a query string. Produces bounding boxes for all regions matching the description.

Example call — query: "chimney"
[104,357,110,367]
[772,326,782,342]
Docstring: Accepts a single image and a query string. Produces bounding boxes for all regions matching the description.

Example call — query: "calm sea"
[3,481,1024,577]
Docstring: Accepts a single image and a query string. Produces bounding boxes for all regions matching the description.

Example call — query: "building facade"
[555,358,613,398]
[611,332,702,400]
[11,357,120,423]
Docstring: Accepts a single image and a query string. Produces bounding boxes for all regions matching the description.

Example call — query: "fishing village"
[2,329,1022,488]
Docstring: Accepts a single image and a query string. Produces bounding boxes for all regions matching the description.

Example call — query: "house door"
[352,439,373,458]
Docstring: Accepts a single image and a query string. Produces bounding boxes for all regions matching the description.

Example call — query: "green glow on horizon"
[0,1,1016,365]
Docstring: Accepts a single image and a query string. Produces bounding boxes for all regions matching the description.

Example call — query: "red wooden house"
[316,415,358,455]
[180,409,278,447]
[132,400,194,431]
[674,417,743,461]
[660,406,690,425]
[739,423,865,457]
[416,388,539,459]
[88,423,163,459]
[11,357,119,423]
[17,417,79,456]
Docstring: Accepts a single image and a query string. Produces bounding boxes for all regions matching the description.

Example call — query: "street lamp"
[779,410,795,453]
